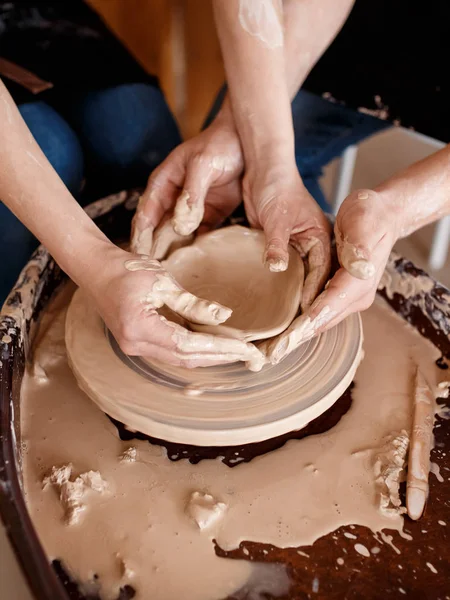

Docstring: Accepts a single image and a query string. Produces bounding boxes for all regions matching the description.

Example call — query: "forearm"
[376,144,450,238]
[283,0,355,98]
[213,0,294,165]
[212,1,354,161]
[0,80,113,286]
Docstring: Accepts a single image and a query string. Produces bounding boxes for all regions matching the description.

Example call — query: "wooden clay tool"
[406,368,435,520]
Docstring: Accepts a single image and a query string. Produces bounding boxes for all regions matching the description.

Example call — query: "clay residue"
[119,447,137,464]
[379,254,450,338]
[1,245,52,348]
[20,289,448,599]
[373,431,409,516]
[43,464,109,525]
[186,491,227,531]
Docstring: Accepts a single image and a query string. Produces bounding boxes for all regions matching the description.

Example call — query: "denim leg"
[291,90,391,211]
[64,83,183,199]
[19,102,85,196]
[1,102,85,305]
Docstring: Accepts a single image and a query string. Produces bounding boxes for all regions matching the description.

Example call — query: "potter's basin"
[1,191,449,600]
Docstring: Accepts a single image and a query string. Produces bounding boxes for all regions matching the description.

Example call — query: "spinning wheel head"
[66,289,363,446]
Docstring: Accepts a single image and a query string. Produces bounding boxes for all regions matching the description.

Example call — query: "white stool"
[331,131,449,272]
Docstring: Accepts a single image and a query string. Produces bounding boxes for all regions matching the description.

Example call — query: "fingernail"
[211,304,232,323]
[265,257,288,272]
[347,259,376,280]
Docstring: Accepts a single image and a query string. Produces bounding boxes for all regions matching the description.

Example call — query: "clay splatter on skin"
[238,0,284,49]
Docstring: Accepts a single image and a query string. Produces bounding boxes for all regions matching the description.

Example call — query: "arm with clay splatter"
[0,80,264,370]
[265,144,450,363]
[211,0,358,309]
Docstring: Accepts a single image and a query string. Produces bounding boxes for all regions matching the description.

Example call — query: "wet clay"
[65,287,362,446]
[21,288,448,600]
[162,226,305,342]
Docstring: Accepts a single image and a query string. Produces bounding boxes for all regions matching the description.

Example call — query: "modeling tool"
[406,367,435,520]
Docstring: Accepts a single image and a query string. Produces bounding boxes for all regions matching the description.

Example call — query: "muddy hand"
[89,248,264,371]
[130,108,244,256]
[243,164,331,311]
[263,189,398,363]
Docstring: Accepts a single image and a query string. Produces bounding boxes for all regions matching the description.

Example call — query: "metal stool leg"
[331,145,358,215]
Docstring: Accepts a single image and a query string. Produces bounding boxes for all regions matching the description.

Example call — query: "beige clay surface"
[21,287,448,600]
[162,226,305,342]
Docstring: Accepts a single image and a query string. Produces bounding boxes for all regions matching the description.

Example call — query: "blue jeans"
[0,83,182,303]
[205,88,390,211]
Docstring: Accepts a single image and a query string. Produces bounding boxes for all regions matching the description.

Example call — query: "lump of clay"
[43,464,109,525]
[163,226,304,342]
[185,491,227,531]
[373,430,409,516]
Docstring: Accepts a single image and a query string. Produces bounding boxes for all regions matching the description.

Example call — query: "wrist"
[63,236,123,291]
[374,182,408,240]
[244,151,298,189]
[238,121,295,166]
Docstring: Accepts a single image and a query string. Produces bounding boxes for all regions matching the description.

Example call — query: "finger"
[259,199,292,272]
[130,194,156,255]
[135,314,265,370]
[149,214,194,260]
[131,156,184,254]
[119,340,232,369]
[263,267,373,364]
[171,327,265,371]
[291,232,331,311]
[172,156,216,236]
[334,189,386,280]
[152,276,232,326]
[123,257,234,327]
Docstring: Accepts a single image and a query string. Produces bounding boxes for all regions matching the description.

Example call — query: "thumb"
[131,158,182,254]
[260,206,291,272]
[334,189,383,280]
[172,156,216,236]
[264,220,290,273]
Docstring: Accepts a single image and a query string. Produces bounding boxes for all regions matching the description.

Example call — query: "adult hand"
[263,188,398,363]
[86,246,265,371]
[243,160,332,310]
[131,110,244,255]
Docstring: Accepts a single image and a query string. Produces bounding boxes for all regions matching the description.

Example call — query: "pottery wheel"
[65,289,363,446]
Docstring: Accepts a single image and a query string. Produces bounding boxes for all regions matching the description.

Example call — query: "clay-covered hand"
[131,113,244,255]
[88,247,264,371]
[243,163,332,310]
[263,188,397,363]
